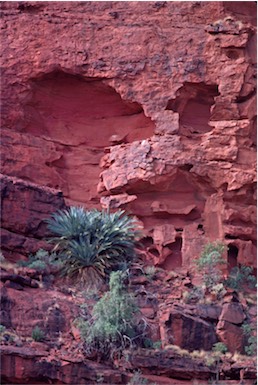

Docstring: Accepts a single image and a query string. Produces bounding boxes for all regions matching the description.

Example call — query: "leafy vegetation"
[76,271,146,359]
[31,326,45,342]
[153,340,162,349]
[212,342,228,354]
[46,207,141,286]
[17,249,61,272]
[225,265,256,292]
[195,241,226,290]
[242,323,257,356]
[143,338,162,349]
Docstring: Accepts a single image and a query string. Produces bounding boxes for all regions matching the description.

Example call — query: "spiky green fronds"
[46,207,142,285]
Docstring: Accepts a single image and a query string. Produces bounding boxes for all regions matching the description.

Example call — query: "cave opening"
[227,243,239,271]
[166,82,219,135]
[160,236,183,271]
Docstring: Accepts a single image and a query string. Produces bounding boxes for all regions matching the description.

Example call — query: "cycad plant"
[46,207,142,285]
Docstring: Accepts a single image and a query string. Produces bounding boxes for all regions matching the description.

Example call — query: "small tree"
[195,241,226,291]
[77,271,146,359]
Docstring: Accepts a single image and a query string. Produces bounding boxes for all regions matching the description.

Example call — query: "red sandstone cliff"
[1,1,256,270]
[0,1,257,384]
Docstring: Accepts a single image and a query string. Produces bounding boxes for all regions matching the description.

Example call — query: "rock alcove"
[20,71,155,205]
[166,82,220,136]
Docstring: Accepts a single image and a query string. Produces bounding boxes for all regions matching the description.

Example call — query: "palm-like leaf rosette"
[46,207,142,285]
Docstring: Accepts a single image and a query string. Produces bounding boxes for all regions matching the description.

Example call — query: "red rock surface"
[0,1,257,384]
[2,344,256,385]
[0,174,66,261]
[0,1,256,271]
[0,268,256,385]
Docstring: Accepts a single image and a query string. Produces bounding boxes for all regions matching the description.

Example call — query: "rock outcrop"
[1,174,66,261]
[0,1,256,269]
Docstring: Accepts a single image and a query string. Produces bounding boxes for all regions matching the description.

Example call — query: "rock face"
[1,174,66,261]
[1,1,257,270]
[0,3,257,383]
[0,268,256,385]
[216,297,246,353]
[159,304,218,351]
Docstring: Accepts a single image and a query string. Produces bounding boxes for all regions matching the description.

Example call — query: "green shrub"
[143,337,154,348]
[241,323,253,335]
[32,326,45,342]
[143,337,162,350]
[0,325,6,334]
[195,241,226,290]
[242,323,257,356]
[153,340,162,349]
[244,336,257,356]
[46,207,141,286]
[212,342,228,354]
[17,249,61,272]
[77,271,145,359]
[225,265,256,292]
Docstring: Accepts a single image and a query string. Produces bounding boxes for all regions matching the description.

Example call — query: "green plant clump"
[46,207,141,286]
[195,241,226,290]
[31,326,45,342]
[225,265,256,292]
[17,249,61,272]
[77,271,145,359]
[242,323,257,356]
[212,342,228,354]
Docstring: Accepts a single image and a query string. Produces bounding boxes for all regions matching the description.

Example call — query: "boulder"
[0,174,66,261]
[159,306,217,351]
